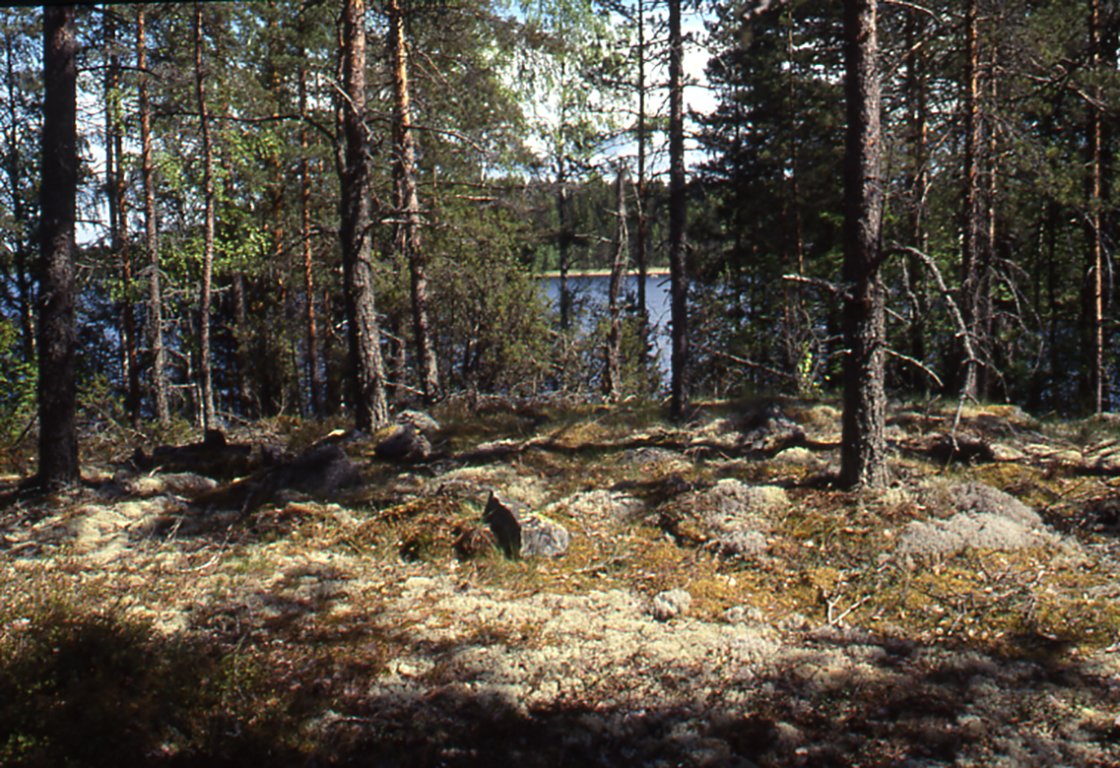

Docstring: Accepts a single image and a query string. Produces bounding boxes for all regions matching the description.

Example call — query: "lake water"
[542,272,673,378]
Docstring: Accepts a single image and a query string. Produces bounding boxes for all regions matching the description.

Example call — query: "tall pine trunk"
[959,0,982,401]
[37,4,79,486]
[339,0,388,431]
[299,60,324,417]
[603,163,629,402]
[388,0,439,403]
[137,6,168,425]
[840,0,887,489]
[194,2,217,429]
[634,0,650,360]
[557,154,571,331]
[1085,0,1105,413]
[668,0,688,421]
[904,8,929,392]
[4,34,34,364]
[104,10,140,426]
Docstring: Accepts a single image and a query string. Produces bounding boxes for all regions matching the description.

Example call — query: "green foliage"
[0,318,35,451]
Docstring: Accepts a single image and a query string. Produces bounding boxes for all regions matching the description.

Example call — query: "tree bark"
[959,0,982,400]
[137,6,169,425]
[904,8,929,392]
[668,0,689,421]
[557,154,571,331]
[840,0,887,489]
[4,33,35,364]
[37,4,79,486]
[194,2,217,429]
[340,0,388,431]
[104,10,140,426]
[603,163,629,401]
[387,0,439,403]
[634,0,649,361]
[1085,0,1105,413]
[299,59,324,417]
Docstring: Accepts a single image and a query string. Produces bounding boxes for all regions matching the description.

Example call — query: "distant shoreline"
[539,268,671,278]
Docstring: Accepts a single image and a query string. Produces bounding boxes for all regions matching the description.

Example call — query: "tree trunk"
[904,8,929,392]
[299,61,324,417]
[37,4,79,486]
[959,0,982,400]
[839,0,887,489]
[339,0,388,431]
[634,0,649,361]
[603,163,629,401]
[1085,0,1105,413]
[104,10,141,426]
[4,33,35,364]
[137,6,169,425]
[668,0,688,421]
[387,0,439,403]
[557,154,571,331]
[194,2,217,429]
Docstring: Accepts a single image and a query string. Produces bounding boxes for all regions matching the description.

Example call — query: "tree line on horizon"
[1,0,1117,489]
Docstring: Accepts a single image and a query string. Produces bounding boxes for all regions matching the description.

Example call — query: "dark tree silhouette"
[36,4,79,486]
[840,0,886,489]
[668,0,688,421]
[339,0,388,430]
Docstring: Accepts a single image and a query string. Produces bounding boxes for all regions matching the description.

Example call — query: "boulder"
[375,423,432,462]
[192,444,363,512]
[897,483,1055,556]
[257,444,363,497]
[133,430,255,479]
[399,410,440,434]
[482,491,570,559]
[950,482,1040,527]
[651,588,692,621]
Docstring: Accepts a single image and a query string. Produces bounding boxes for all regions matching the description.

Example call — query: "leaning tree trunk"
[668,0,689,421]
[137,6,169,425]
[194,2,217,429]
[840,0,887,490]
[339,0,388,431]
[603,163,629,401]
[388,0,439,403]
[37,4,79,486]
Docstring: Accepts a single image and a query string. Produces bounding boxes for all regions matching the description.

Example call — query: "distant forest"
[1,0,1117,447]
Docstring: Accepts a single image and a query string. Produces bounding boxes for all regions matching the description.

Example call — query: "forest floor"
[4,397,1120,767]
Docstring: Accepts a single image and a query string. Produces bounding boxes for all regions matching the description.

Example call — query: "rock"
[950,482,1041,528]
[482,492,570,559]
[701,480,786,554]
[717,529,769,557]
[651,588,692,621]
[192,444,363,512]
[896,512,1057,556]
[926,435,995,464]
[124,472,218,499]
[521,514,571,558]
[398,410,440,434]
[619,447,686,466]
[740,406,806,452]
[134,430,255,479]
[375,423,431,462]
[259,444,363,497]
[548,489,645,523]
